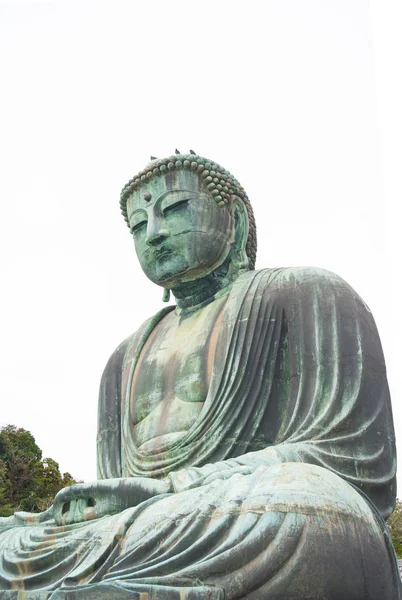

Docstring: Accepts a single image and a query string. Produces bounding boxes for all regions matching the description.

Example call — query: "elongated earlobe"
[231,247,249,270]
[162,288,171,302]
[231,198,250,271]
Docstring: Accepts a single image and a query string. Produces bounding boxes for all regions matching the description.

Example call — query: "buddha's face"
[126,170,235,287]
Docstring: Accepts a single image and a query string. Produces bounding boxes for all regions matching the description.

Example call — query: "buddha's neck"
[171,259,243,314]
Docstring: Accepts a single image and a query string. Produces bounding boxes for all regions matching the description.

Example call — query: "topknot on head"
[120,152,257,270]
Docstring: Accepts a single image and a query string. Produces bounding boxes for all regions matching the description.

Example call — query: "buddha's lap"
[124,462,374,530]
[103,463,395,598]
[118,462,387,558]
[0,463,386,553]
[0,463,395,597]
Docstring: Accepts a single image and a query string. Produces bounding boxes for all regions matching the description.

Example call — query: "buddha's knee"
[240,463,399,599]
[243,462,375,519]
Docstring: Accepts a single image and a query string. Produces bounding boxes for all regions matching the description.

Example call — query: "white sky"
[0,0,401,485]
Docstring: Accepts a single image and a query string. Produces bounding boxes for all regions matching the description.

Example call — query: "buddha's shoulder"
[102,307,175,377]
[242,266,355,295]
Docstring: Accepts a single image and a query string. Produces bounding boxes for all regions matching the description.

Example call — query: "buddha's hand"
[52,477,172,525]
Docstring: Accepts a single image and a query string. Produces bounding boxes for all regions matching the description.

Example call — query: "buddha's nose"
[146,218,169,246]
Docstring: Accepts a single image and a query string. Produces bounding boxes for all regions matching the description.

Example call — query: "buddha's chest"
[130,296,226,452]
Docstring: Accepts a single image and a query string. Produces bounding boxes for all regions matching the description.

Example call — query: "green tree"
[388,499,402,558]
[0,425,78,516]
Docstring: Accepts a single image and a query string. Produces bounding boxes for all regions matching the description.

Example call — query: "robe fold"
[0,267,400,599]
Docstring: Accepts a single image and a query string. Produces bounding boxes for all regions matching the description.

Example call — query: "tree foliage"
[0,425,78,516]
[388,498,402,558]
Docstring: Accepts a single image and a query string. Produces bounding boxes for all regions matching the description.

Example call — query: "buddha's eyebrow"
[156,188,196,203]
[126,192,149,216]
[127,205,147,221]
[128,189,190,211]
[128,188,205,218]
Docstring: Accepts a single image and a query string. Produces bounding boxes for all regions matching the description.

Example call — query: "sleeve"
[96,339,130,480]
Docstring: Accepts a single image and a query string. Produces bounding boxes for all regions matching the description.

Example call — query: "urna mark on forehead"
[126,170,205,218]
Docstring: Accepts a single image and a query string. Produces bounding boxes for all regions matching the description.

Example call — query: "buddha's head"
[120,153,257,290]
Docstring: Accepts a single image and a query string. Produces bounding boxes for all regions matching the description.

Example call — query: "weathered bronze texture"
[0,153,400,599]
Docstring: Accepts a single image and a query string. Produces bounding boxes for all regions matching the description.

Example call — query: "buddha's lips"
[144,245,173,261]
[155,251,173,262]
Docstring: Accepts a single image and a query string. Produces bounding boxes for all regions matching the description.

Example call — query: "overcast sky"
[0,0,401,485]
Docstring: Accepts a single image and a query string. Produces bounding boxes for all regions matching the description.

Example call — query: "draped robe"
[0,267,400,599]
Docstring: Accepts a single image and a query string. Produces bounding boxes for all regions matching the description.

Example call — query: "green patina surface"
[0,153,400,599]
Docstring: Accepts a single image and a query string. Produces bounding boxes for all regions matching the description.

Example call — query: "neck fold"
[171,259,244,314]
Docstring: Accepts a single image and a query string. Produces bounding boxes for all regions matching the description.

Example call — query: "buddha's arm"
[52,477,172,525]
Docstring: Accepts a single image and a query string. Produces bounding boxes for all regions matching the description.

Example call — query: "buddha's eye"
[131,221,146,234]
[163,198,189,215]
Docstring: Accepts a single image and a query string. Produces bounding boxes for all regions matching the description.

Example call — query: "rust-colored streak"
[206,300,226,385]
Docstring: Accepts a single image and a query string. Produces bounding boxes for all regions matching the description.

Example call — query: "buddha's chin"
[144,257,191,288]
[149,265,215,290]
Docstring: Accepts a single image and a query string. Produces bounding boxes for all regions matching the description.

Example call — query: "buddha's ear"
[231,196,250,270]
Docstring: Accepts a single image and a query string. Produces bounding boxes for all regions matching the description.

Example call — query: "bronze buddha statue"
[0,153,400,599]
